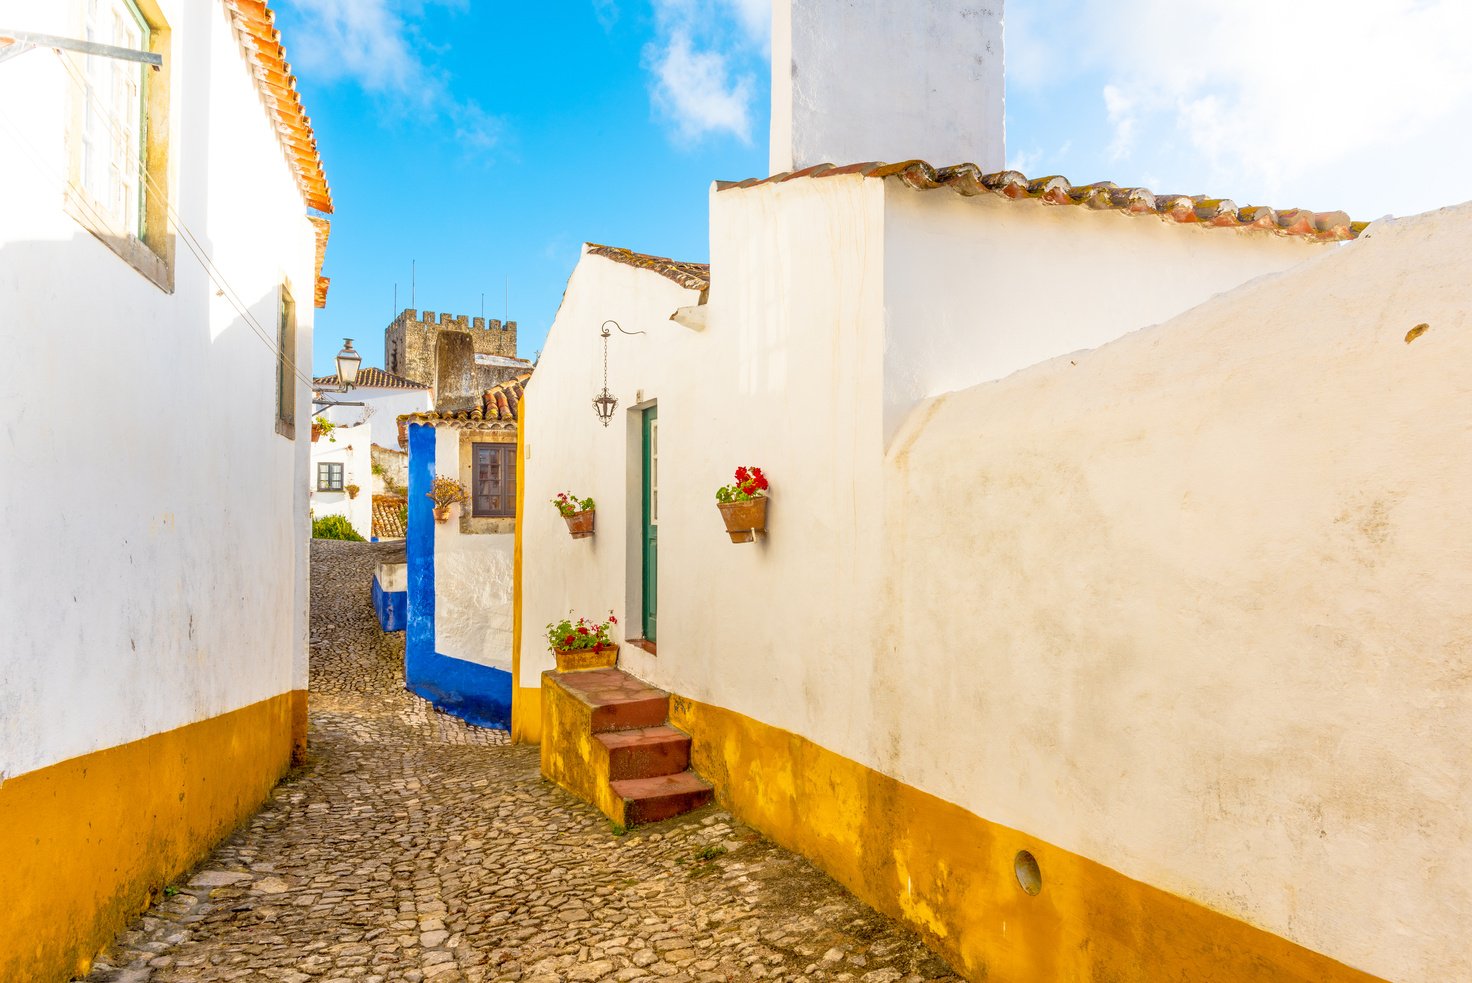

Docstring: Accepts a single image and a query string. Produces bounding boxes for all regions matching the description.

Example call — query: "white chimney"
[769,0,1006,175]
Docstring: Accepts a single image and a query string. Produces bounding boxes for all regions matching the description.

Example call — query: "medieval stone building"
[384,308,531,412]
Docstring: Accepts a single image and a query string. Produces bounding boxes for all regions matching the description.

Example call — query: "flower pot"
[554,645,617,673]
[563,509,596,539]
[717,497,767,544]
[347,487,359,500]
[310,423,322,443]
[432,505,450,524]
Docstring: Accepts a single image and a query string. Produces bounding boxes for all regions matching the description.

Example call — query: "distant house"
[312,366,432,448]
[391,373,529,727]
[0,0,330,978]
[308,420,371,539]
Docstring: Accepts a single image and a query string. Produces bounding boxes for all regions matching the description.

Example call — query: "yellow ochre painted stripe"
[0,690,304,983]
[667,695,1387,983]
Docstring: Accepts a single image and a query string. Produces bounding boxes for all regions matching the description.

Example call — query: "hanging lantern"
[593,322,617,427]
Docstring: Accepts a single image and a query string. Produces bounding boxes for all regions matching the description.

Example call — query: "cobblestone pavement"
[80,540,960,983]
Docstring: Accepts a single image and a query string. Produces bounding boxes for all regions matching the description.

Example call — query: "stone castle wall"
[385,309,519,389]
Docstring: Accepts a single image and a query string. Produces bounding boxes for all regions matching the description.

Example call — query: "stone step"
[596,725,692,781]
[554,667,670,733]
[610,770,714,826]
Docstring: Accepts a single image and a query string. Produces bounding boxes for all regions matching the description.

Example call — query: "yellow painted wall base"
[0,690,304,983]
[668,695,1386,983]
[511,685,542,744]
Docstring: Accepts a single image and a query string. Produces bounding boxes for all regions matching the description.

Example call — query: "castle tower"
[769,0,1005,174]
[384,309,528,411]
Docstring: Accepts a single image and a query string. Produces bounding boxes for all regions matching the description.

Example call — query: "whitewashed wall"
[320,386,429,448]
[0,0,315,778]
[882,187,1321,438]
[309,422,372,538]
[523,175,1469,980]
[432,428,513,671]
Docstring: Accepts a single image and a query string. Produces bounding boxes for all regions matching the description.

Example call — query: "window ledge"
[65,190,174,293]
[627,638,657,656]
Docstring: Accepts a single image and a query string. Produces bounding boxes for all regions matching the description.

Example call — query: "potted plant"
[426,476,469,524]
[551,491,596,539]
[346,483,361,500]
[716,465,768,543]
[546,612,619,672]
[310,418,337,443]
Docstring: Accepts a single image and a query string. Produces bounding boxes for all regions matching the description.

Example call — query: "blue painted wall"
[404,423,513,729]
[372,575,407,633]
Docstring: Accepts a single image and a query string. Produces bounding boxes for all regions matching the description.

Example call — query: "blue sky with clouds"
[282,0,1472,375]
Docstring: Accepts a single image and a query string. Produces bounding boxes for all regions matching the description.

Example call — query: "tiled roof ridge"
[371,494,407,539]
[717,161,1365,242]
[222,0,333,214]
[396,372,532,432]
[313,367,430,390]
[586,243,711,291]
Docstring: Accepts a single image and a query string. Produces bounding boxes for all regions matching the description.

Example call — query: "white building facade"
[309,421,372,539]
[0,2,330,978]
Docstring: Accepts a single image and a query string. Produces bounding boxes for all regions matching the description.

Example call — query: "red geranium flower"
[564,634,574,645]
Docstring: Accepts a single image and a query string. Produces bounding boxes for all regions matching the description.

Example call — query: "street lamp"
[593,320,644,428]
[335,338,361,389]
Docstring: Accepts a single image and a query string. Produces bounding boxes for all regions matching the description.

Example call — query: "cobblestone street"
[80,541,959,983]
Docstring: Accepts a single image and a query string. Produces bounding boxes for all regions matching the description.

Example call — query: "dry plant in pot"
[546,612,619,672]
[551,491,596,539]
[345,483,361,500]
[715,466,768,543]
[426,476,469,524]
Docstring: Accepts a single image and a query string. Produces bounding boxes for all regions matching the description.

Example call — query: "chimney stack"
[769,0,1005,175]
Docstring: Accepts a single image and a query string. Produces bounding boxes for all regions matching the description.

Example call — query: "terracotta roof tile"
[717,161,1364,242]
[372,495,406,540]
[222,0,332,214]
[587,244,710,290]
[309,215,330,308]
[397,372,531,433]
[313,367,430,391]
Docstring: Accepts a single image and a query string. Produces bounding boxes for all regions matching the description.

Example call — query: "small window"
[275,284,296,438]
[317,462,344,492]
[472,443,516,517]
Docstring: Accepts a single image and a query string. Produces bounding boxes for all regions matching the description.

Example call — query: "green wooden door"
[641,407,658,642]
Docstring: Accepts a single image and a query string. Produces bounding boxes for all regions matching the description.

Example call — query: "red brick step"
[611,771,714,826]
[554,667,670,732]
[597,725,692,781]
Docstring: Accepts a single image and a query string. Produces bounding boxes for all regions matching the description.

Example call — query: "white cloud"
[279,0,504,151]
[1008,0,1472,216]
[643,0,768,144]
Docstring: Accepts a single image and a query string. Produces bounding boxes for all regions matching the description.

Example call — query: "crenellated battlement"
[391,309,518,334]
[385,307,522,390]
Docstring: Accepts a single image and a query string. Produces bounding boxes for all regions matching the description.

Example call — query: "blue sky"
[281,0,1472,376]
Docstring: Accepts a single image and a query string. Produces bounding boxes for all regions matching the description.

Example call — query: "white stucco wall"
[320,385,430,448]
[0,0,316,777]
[881,186,1322,437]
[523,172,1469,979]
[881,201,1472,982]
[771,0,1005,174]
[309,422,372,538]
[431,428,514,671]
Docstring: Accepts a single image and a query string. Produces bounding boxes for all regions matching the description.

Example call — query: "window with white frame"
[317,462,344,492]
[81,0,150,239]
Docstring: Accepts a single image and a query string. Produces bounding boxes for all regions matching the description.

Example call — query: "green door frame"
[641,406,658,643]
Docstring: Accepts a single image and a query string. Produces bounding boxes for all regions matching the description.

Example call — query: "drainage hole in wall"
[1014,850,1042,896]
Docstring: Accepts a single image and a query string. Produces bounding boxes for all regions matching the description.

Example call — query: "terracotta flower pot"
[717,497,767,544]
[310,423,322,443]
[432,505,450,524]
[564,509,596,539]
[347,487,359,500]
[554,645,617,673]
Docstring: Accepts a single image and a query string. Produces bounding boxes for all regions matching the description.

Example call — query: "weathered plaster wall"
[0,0,317,977]
[771,0,1005,174]
[881,186,1320,437]
[882,202,1472,983]
[309,422,372,538]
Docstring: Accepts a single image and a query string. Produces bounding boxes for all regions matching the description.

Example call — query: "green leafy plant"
[551,491,595,517]
[426,476,469,508]
[546,611,618,652]
[313,418,338,443]
[162,885,179,898]
[715,466,768,503]
[312,515,365,541]
[371,459,385,476]
[396,504,408,530]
